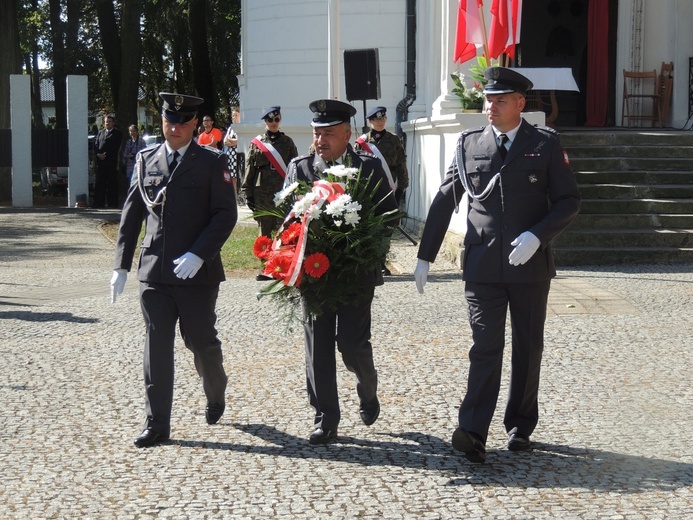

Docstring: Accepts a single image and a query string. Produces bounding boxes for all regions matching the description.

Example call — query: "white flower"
[306,204,322,221]
[343,211,361,226]
[324,165,358,180]
[333,219,343,228]
[325,194,352,217]
[345,200,361,213]
[274,182,299,206]
[292,192,318,215]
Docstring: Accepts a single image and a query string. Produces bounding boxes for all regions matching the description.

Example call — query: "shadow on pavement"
[169,423,692,493]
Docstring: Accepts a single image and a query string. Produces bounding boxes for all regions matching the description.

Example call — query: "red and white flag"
[488,0,522,59]
[454,0,485,64]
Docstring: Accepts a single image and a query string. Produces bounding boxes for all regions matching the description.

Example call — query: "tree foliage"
[15,0,241,133]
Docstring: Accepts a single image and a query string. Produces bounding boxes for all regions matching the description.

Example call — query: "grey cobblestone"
[0,206,691,518]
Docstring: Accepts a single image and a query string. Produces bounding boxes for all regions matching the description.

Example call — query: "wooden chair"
[621,69,662,127]
[658,62,674,124]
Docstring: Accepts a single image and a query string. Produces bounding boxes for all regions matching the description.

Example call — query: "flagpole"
[478,1,490,60]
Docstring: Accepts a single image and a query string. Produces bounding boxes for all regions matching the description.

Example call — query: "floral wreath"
[252,164,401,319]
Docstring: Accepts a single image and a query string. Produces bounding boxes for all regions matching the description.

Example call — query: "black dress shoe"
[451,428,486,463]
[381,264,392,276]
[134,428,169,448]
[359,397,380,426]
[508,433,532,451]
[205,403,225,425]
[256,272,273,281]
[309,427,338,445]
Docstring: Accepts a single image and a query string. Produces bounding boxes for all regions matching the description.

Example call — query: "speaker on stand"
[344,49,381,132]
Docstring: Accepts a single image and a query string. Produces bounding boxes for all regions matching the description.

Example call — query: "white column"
[66,75,89,208]
[328,0,340,99]
[10,75,32,207]
[432,0,464,116]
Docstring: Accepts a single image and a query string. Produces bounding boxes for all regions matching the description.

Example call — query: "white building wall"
[237,0,408,155]
[616,0,692,128]
[238,0,687,242]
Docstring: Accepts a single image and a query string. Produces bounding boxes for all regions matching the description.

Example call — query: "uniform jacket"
[286,145,399,288]
[418,119,581,283]
[95,127,123,168]
[242,131,298,204]
[355,129,409,191]
[114,140,237,285]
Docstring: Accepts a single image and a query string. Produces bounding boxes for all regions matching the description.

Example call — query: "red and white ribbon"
[355,136,397,191]
[251,136,289,179]
[275,180,346,287]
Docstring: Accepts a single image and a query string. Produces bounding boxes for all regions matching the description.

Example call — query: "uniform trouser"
[139,282,228,437]
[93,164,119,208]
[257,215,279,238]
[459,280,551,443]
[303,288,378,431]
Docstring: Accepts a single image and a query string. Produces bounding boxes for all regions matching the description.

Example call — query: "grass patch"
[100,220,261,278]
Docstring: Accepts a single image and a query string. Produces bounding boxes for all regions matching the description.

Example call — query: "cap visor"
[163,110,196,123]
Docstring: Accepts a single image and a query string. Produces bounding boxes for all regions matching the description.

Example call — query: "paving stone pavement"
[0,206,691,519]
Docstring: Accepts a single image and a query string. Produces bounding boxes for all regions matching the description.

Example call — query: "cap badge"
[317,100,327,112]
[491,68,500,79]
[174,95,184,106]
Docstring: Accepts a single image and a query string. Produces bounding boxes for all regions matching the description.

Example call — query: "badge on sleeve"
[223,169,232,184]
[563,151,570,165]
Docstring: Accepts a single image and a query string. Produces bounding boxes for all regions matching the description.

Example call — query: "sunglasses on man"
[265,117,281,123]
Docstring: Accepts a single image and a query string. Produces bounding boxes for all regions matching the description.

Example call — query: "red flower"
[281,222,302,245]
[253,235,273,260]
[264,250,293,280]
[304,252,329,278]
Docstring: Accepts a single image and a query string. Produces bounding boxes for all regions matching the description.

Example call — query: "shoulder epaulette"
[355,150,378,159]
[140,144,159,156]
[291,153,313,164]
[461,126,485,137]
[533,125,559,136]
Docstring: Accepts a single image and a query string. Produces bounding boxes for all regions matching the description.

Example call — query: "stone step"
[554,228,693,248]
[578,184,693,199]
[556,130,693,265]
[568,145,693,159]
[554,247,693,266]
[579,198,693,214]
[568,213,693,229]
[569,157,693,171]
[574,171,692,184]
[561,131,693,147]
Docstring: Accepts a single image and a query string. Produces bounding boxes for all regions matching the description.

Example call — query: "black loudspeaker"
[344,48,381,101]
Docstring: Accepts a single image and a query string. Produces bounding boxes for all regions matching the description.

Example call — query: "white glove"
[509,231,541,266]
[414,259,430,294]
[110,269,127,303]
[173,252,204,280]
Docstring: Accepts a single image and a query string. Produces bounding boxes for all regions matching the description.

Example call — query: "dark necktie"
[169,151,180,173]
[498,134,509,161]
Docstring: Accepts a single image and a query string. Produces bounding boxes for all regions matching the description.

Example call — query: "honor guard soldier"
[354,106,409,205]
[354,105,410,275]
[284,99,399,444]
[110,92,238,448]
[414,68,581,462]
[242,106,299,243]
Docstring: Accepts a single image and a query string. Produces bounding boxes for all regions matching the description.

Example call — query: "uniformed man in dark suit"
[285,99,399,444]
[414,68,581,462]
[93,113,123,208]
[110,92,237,448]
